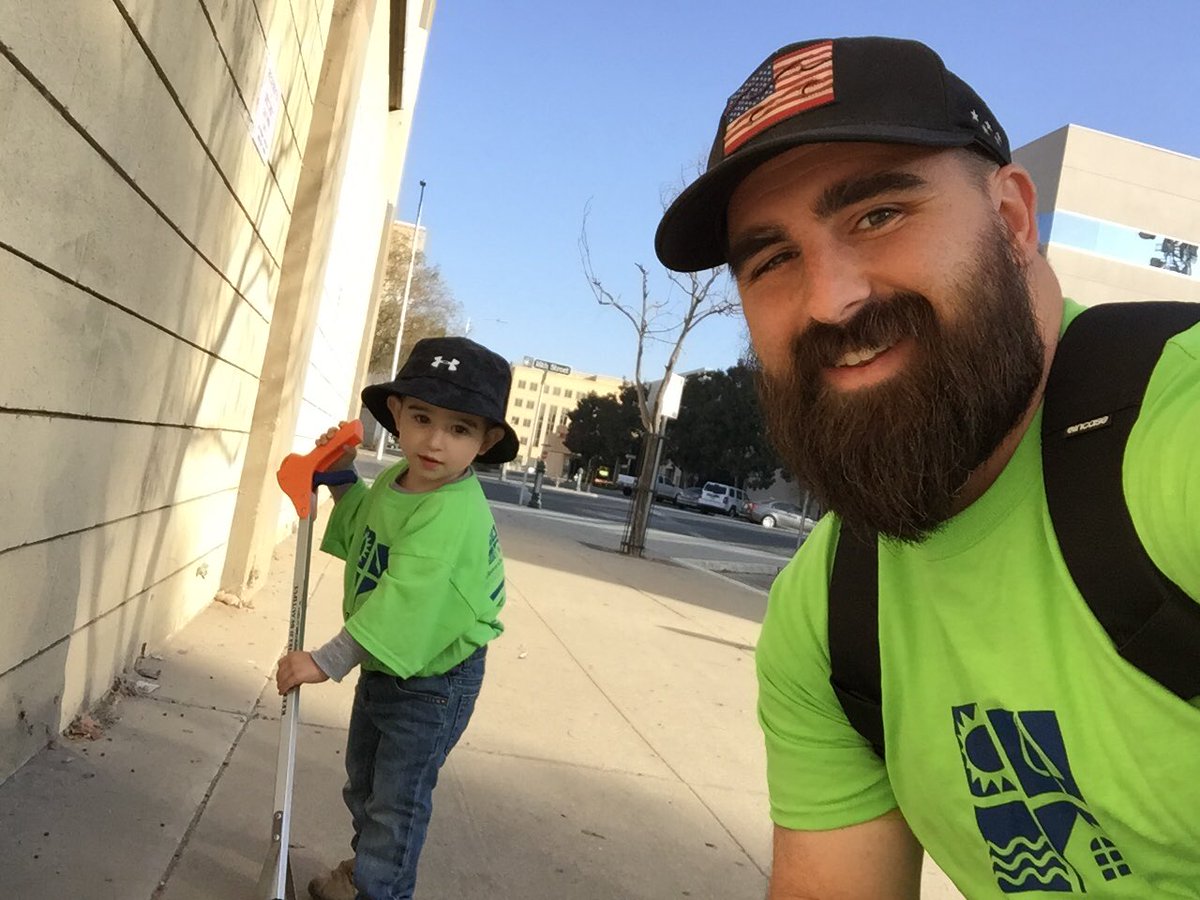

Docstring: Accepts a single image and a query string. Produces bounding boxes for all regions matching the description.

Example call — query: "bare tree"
[369,223,464,374]
[579,203,735,556]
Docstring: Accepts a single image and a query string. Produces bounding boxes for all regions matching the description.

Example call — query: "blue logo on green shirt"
[953,705,1131,893]
[354,526,390,597]
[487,526,500,565]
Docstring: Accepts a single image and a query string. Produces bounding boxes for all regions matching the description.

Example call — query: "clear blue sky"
[397,1,1199,381]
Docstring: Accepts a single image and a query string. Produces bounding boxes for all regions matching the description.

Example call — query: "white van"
[698,482,748,517]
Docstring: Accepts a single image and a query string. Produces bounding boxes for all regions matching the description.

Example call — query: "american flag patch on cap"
[722,41,835,155]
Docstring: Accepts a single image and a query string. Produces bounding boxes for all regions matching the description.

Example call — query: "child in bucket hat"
[274,336,515,900]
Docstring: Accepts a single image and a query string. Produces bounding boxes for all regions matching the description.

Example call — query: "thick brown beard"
[754,222,1044,543]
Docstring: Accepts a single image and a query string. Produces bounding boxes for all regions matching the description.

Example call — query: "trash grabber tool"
[257,420,363,900]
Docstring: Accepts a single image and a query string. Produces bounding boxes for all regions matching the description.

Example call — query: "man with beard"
[655,37,1200,898]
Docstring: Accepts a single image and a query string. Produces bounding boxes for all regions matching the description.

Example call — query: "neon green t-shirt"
[320,462,505,678]
[757,302,1200,896]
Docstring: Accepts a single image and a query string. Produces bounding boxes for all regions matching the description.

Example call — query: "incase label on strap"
[1065,415,1111,437]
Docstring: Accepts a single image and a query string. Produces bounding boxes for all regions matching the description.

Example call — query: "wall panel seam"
[0,487,240,560]
[193,0,294,217]
[245,0,305,159]
[0,538,232,681]
[0,242,263,380]
[110,0,285,274]
[283,0,316,104]
[0,406,253,435]
[0,43,271,325]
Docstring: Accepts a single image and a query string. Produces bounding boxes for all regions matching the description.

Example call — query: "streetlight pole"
[527,368,548,465]
[376,179,427,461]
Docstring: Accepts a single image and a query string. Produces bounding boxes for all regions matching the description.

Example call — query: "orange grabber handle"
[276,420,364,518]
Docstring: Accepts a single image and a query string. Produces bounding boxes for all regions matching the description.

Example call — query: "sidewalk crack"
[148,707,256,897]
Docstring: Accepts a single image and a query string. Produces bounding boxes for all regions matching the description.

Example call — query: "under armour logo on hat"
[431,356,460,371]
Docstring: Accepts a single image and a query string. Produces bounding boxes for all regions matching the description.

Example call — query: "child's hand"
[276,651,329,695]
[317,422,358,471]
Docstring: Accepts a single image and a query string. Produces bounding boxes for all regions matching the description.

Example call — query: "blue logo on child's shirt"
[354,527,390,597]
[952,705,1132,893]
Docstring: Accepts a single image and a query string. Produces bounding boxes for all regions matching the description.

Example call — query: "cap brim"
[654,125,983,273]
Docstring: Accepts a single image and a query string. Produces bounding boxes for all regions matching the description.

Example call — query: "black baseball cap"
[655,37,1011,273]
[362,336,519,464]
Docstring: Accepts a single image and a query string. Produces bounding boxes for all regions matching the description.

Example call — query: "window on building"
[564,390,573,399]
[519,437,527,445]
[523,419,531,427]
[510,416,519,425]
[514,398,523,408]
[517,380,526,389]
[552,387,561,396]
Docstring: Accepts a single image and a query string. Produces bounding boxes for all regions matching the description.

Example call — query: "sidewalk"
[0,496,962,899]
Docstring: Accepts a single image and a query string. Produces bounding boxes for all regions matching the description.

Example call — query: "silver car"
[747,500,813,532]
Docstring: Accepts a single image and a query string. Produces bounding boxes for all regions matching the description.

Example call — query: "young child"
[274,336,518,900]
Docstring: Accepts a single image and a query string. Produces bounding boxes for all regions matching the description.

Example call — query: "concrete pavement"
[0,490,962,899]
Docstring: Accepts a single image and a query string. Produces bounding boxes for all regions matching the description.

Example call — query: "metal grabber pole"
[257,421,363,900]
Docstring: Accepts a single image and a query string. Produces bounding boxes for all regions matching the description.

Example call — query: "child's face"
[387,396,503,492]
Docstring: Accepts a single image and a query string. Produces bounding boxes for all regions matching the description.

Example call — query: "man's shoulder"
[760,515,839,660]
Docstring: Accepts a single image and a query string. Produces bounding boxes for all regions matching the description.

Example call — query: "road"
[356,456,804,592]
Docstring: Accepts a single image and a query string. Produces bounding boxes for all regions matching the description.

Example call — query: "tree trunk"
[620,428,663,557]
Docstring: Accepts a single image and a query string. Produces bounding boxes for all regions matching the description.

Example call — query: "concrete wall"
[295,2,399,457]
[1015,125,1200,305]
[0,0,432,781]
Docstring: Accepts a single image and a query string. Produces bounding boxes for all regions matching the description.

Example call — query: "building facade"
[0,0,435,781]
[505,361,625,477]
[1015,125,1199,306]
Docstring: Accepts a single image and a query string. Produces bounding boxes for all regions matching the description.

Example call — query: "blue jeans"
[344,647,486,900]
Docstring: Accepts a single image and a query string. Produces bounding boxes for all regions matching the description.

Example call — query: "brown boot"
[308,858,356,900]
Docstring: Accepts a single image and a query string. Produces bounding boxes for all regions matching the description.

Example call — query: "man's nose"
[801,242,872,327]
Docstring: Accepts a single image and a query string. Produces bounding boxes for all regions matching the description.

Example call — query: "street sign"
[531,358,571,375]
[647,373,685,420]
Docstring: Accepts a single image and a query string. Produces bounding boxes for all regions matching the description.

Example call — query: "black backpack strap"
[1043,301,1200,701]
[828,524,885,758]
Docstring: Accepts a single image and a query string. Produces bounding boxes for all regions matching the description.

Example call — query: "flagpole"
[376,180,427,461]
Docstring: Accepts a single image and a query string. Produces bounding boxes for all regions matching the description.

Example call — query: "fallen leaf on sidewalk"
[65,714,103,741]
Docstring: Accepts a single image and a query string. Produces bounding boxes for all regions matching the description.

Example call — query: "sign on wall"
[251,54,282,162]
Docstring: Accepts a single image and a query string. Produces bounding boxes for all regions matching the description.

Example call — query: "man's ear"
[477,425,506,458]
[993,163,1040,259]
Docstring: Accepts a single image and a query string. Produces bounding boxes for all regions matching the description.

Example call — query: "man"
[655,37,1200,898]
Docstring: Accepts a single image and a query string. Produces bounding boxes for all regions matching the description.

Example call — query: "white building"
[0,0,436,781]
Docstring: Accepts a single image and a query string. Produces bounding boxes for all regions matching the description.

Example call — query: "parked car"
[674,486,703,510]
[617,474,681,502]
[746,500,815,534]
[652,475,681,503]
[698,482,749,517]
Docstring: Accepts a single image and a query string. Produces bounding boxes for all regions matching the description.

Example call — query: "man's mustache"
[790,292,936,371]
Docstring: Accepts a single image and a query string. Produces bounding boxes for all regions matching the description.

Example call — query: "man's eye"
[855,207,899,231]
[749,250,795,281]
